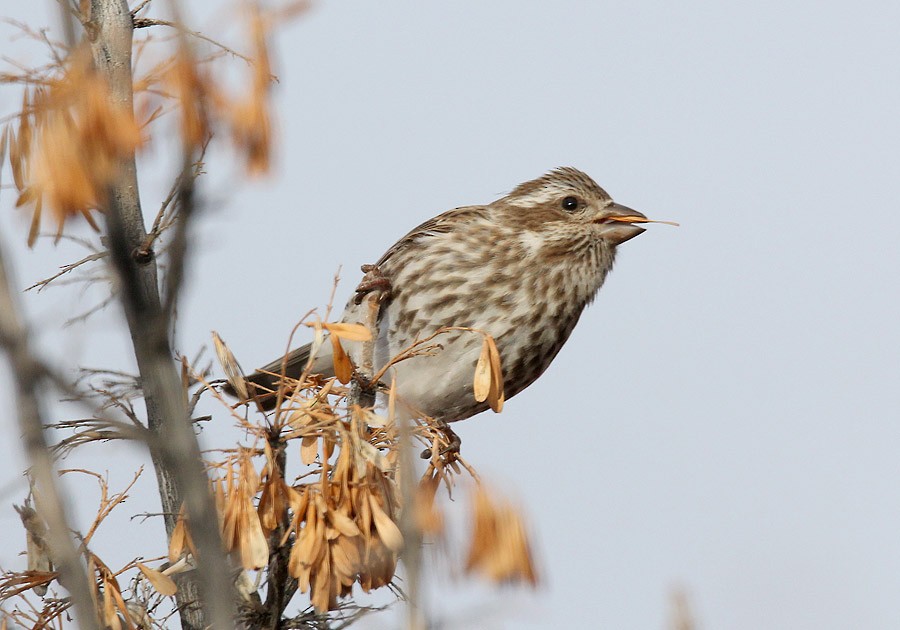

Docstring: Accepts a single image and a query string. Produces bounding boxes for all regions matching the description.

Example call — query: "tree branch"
[0,240,101,630]
[86,1,235,627]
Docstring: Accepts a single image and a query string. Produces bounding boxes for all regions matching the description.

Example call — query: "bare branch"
[142,136,210,255]
[50,417,147,457]
[60,468,144,546]
[86,0,235,627]
[161,142,198,319]
[131,17,253,64]
[0,241,101,629]
[130,0,153,18]
[25,251,107,292]
[259,438,294,626]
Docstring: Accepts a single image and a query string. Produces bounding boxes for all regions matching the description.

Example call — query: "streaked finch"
[232,167,660,424]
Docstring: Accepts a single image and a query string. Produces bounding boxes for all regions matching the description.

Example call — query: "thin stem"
[0,241,101,630]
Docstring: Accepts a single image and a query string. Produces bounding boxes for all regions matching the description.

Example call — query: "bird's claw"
[350,370,380,393]
[420,420,461,463]
[354,264,393,305]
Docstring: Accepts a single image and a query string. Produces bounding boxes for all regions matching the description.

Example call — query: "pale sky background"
[1,1,900,628]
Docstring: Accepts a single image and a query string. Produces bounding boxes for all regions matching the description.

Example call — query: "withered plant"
[0,1,537,629]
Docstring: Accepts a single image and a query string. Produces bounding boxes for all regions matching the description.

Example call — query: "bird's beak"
[593,203,649,245]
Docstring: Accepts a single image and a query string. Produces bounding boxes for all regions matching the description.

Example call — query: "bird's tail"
[223,339,336,410]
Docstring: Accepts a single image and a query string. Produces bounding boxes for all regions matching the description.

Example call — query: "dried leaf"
[330,334,353,384]
[473,337,491,403]
[368,493,403,552]
[169,49,210,149]
[213,331,247,399]
[26,193,41,248]
[102,578,120,630]
[214,477,226,517]
[332,535,361,579]
[219,455,270,570]
[354,434,390,472]
[465,486,538,586]
[239,506,270,569]
[359,538,395,592]
[329,509,361,537]
[258,464,289,534]
[310,550,332,612]
[225,4,273,175]
[168,507,190,562]
[14,504,51,573]
[301,435,318,465]
[9,127,24,191]
[287,485,308,517]
[293,502,323,574]
[357,488,372,535]
[414,471,444,536]
[6,49,144,246]
[107,576,136,630]
[137,562,177,596]
[288,502,314,588]
[486,334,504,413]
[494,390,506,413]
[14,503,52,596]
[324,322,372,342]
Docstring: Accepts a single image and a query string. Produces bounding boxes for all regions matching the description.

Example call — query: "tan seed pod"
[310,550,332,612]
[330,334,353,384]
[239,501,270,570]
[212,332,248,399]
[329,509,361,537]
[473,338,492,403]
[368,493,403,553]
[324,322,372,341]
[485,335,505,412]
[136,562,177,597]
[300,435,318,465]
[102,580,120,630]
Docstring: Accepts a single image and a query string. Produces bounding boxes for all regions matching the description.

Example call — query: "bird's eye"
[561,196,579,211]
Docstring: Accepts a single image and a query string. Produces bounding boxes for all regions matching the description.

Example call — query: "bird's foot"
[354,264,393,305]
[350,370,384,395]
[420,418,461,463]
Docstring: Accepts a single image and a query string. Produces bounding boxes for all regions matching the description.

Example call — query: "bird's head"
[498,167,666,247]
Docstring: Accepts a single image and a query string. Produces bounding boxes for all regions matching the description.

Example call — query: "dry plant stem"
[399,416,425,630]
[26,251,108,292]
[86,1,234,628]
[0,243,101,630]
[131,17,254,64]
[260,438,297,626]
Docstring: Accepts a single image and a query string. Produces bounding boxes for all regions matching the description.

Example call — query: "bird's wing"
[375,205,489,267]
[229,206,489,409]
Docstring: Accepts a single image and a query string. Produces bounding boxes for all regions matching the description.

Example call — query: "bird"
[229,167,662,426]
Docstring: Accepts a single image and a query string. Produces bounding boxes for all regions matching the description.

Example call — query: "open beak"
[593,203,678,245]
[594,203,648,245]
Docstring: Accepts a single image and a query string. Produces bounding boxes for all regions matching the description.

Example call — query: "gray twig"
[131,17,254,65]
[87,1,235,627]
[25,251,108,293]
[0,240,101,630]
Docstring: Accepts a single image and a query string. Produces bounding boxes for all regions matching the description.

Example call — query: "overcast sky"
[2,1,900,628]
